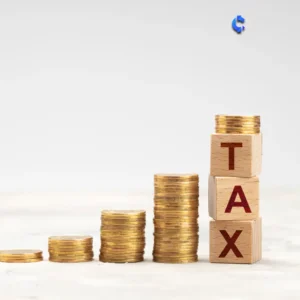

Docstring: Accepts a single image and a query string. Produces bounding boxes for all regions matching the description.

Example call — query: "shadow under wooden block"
[210,218,262,264]
[208,176,259,220]
[210,133,262,177]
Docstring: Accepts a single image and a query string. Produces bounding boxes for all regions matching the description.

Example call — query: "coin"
[153,174,199,264]
[215,115,261,134]
[49,257,93,263]
[0,258,43,263]
[100,210,146,263]
[153,255,198,264]
[49,236,92,243]
[0,250,43,263]
[48,235,93,263]
[154,174,199,182]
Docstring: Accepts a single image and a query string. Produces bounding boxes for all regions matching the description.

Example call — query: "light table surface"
[0,189,299,300]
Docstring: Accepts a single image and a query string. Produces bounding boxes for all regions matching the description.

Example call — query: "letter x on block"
[219,230,243,257]
[210,219,262,264]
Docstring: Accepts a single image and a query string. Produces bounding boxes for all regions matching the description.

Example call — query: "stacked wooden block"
[209,115,262,264]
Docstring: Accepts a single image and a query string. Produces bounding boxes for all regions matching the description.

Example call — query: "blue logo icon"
[232,15,245,34]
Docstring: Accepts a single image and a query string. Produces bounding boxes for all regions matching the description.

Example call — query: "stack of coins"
[0,250,43,263]
[215,115,260,134]
[48,236,93,263]
[153,174,199,263]
[100,210,146,263]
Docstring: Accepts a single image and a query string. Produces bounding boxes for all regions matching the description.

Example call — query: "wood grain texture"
[210,133,262,177]
[210,218,262,264]
[208,176,259,220]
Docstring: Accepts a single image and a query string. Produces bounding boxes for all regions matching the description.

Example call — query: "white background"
[0,0,299,192]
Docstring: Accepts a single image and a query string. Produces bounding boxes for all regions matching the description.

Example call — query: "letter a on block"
[221,143,243,170]
[225,185,251,213]
[219,230,243,258]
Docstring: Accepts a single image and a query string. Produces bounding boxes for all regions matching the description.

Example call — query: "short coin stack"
[0,250,43,263]
[153,174,199,263]
[100,210,146,263]
[48,236,93,263]
[215,115,260,134]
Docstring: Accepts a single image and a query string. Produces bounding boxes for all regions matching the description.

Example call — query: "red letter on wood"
[219,230,243,258]
[221,143,243,170]
[225,185,252,213]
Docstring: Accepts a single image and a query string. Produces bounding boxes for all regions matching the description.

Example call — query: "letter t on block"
[210,218,262,264]
[210,133,262,177]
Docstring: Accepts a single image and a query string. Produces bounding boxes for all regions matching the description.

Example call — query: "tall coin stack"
[209,115,262,264]
[0,250,43,263]
[100,210,146,263]
[153,174,199,263]
[48,236,93,263]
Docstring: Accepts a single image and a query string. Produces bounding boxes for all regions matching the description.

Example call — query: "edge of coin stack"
[0,249,43,263]
[100,210,146,263]
[153,174,199,263]
[48,235,93,263]
[215,115,260,134]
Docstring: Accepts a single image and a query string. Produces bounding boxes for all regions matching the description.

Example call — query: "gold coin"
[154,173,198,182]
[48,243,93,249]
[101,243,144,247]
[0,258,43,263]
[0,250,43,263]
[154,231,198,237]
[99,256,144,263]
[49,252,93,258]
[215,115,261,134]
[100,248,144,253]
[49,250,93,255]
[101,221,145,227]
[49,257,93,263]
[48,236,92,245]
[101,217,145,222]
[153,246,198,252]
[155,195,199,201]
[154,206,199,212]
[102,210,145,218]
[101,243,145,248]
[215,120,260,125]
[101,237,144,244]
[154,204,199,210]
[100,232,145,239]
[154,183,199,189]
[100,235,145,241]
[154,235,198,241]
[215,115,260,121]
[154,246,198,253]
[154,209,198,216]
[216,129,260,134]
[154,187,199,194]
[153,256,198,263]
[100,253,144,258]
[154,218,198,224]
[0,249,42,257]
[154,237,198,243]
[154,195,199,201]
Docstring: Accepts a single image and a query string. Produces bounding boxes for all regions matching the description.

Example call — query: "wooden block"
[208,176,259,220]
[210,133,262,177]
[210,218,262,264]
